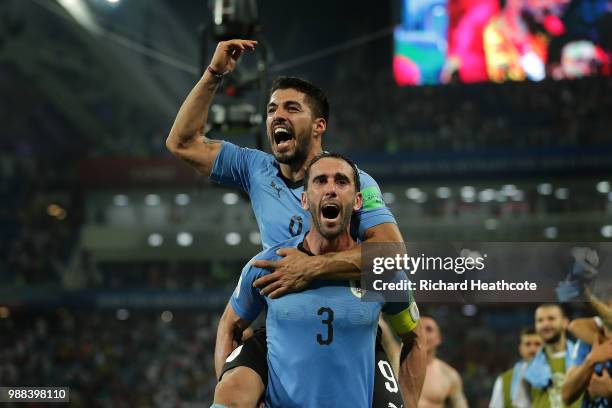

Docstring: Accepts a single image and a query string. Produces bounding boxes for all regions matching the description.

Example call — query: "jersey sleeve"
[209,141,265,194]
[354,170,397,240]
[230,262,266,322]
[381,271,420,335]
[568,340,591,368]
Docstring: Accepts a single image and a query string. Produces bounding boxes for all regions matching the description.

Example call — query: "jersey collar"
[274,162,304,189]
[297,240,314,256]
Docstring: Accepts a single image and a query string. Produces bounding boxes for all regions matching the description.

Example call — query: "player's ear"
[312,117,326,138]
[301,191,309,211]
[353,192,363,212]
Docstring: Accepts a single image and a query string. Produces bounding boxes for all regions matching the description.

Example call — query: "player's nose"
[322,182,337,196]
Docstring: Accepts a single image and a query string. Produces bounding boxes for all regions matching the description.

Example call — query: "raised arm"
[568,317,602,346]
[166,39,257,175]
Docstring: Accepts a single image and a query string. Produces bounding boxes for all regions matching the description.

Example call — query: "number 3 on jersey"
[317,307,334,345]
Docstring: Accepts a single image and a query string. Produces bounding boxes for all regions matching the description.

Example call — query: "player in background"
[417,316,469,408]
[489,327,543,408]
[562,290,612,407]
[166,39,427,407]
[524,304,581,408]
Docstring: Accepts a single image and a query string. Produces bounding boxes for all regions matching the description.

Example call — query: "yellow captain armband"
[387,302,420,336]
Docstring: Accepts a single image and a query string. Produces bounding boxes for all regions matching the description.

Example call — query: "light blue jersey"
[210,142,396,249]
[231,235,413,408]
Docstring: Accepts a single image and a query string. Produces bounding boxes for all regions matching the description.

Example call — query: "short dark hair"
[304,152,360,192]
[536,303,567,318]
[270,76,330,122]
[520,327,537,338]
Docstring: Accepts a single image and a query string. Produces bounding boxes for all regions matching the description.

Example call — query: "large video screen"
[393,0,612,85]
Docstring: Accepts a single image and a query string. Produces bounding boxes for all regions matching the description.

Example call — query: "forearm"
[562,362,595,405]
[568,318,599,345]
[399,326,428,408]
[313,223,405,281]
[214,303,247,379]
[167,71,221,150]
[312,245,362,280]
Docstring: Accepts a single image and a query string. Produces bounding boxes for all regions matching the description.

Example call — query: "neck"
[544,336,566,354]
[303,229,355,256]
[427,350,437,364]
[278,147,322,182]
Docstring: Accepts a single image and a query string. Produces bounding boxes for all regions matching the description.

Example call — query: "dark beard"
[274,148,307,166]
[273,136,311,166]
[544,331,562,345]
[311,202,353,239]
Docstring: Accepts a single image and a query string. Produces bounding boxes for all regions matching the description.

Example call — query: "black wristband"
[207,66,227,79]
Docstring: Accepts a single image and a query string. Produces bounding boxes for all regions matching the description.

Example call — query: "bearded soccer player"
[166,39,426,407]
[525,304,581,408]
[216,153,421,407]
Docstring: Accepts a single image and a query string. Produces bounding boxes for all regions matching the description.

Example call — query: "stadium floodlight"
[113,194,129,206]
[435,187,451,199]
[460,186,475,202]
[537,183,553,195]
[145,194,161,206]
[554,188,569,200]
[461,304,478,317]
[596,181,610,194]
[116,309,129,321]
[147,233,163,247]
[161,311,173,323]
[484,218,499,230]
[544,227,558,239]
[177,232,194,247]
[478,189,495,203]
[106,0,120,3]
[222,192,239,205]
[225,232,241,246]
[211,0,259,41]
[175,193,191,206]
[405,187,422,200]
[601,225,612,238]
[383,192,396,205]
[249,231,261,245]
[501,184,517,196]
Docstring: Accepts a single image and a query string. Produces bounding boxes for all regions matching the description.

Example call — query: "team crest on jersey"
[349,280,365,298]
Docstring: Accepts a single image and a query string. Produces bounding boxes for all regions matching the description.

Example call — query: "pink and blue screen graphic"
[393,0,449,86]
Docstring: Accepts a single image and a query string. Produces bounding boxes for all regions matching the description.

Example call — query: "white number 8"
[378,360,398,393]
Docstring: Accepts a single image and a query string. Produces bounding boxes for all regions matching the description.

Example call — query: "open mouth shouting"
[273,125,295,151]
[320,201,341,224]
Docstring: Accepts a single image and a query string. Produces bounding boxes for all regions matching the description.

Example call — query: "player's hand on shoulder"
[210,39,258,75]
[252,248,315,299]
